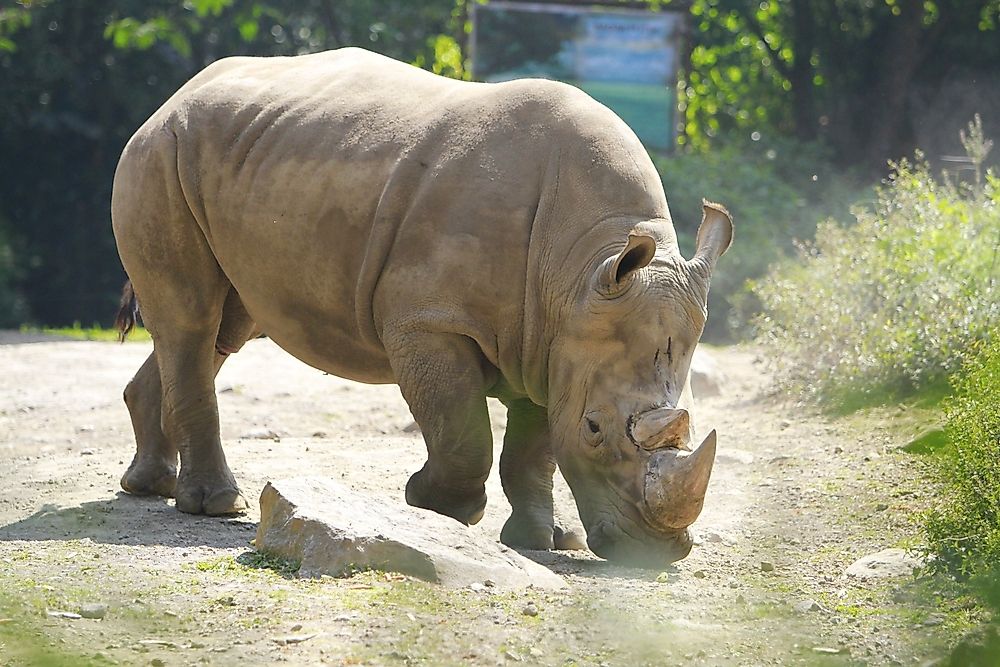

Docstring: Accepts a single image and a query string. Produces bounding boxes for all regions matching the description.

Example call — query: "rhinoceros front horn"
[642,430,717,531]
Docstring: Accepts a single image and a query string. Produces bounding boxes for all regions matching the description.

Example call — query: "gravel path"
[0,335,966,665]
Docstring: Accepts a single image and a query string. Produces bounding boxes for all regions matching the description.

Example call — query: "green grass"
[20,322,151,342]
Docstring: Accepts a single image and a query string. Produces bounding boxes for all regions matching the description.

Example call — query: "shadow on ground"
[521,549,670,581]
[0,493,256,548]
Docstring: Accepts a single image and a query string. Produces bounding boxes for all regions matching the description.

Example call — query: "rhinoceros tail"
[114,280,140,342]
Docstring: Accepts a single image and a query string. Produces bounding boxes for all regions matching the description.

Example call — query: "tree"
[677,0,1000,171]
[0,0,461,325]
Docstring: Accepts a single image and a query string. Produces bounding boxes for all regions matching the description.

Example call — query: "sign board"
[471,1,684,151]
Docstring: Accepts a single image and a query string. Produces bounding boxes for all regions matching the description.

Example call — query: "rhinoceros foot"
[500,516,586,551]
[120,455,178,498]
[404,470,487,526]
[553,525,587,551]
[175,469,247,516]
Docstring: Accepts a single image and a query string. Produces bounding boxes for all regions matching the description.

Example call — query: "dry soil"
[0,335,976,666]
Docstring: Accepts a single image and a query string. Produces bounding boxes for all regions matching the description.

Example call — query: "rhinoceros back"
[114,47,664,391]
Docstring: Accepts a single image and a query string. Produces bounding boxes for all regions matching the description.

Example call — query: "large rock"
[690,348,726,398]
[255,478,566,590]
[843,548,925,580]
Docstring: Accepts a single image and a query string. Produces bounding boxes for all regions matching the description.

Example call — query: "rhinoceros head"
[547,201,733,566]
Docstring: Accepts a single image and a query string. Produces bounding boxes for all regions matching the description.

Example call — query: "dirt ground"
[0,335,978,666]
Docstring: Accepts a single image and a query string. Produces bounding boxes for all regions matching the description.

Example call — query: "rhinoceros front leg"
[499,398,586,551]
[388,332,495,526]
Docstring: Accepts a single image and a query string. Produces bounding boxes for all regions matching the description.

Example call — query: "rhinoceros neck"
[521,152,677,405]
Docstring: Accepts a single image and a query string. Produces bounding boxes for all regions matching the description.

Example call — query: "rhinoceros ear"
[692,200,733,272]
[596,231,657,295]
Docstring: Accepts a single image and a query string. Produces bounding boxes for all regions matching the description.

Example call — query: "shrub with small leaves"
[753,142,999,407]
[923,335,1000,579]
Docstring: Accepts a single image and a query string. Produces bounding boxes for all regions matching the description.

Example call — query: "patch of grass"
[20,322,151,342]
[192,552,300,578]
[235,551,301,577]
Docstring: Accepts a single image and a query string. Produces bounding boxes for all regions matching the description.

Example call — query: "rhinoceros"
[112,47,732,565]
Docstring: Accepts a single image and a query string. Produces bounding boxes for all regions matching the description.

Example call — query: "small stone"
[151,660,165,667]
[923,616,944,627]
[469,582,487,593]
[793,599,823,613]
[241,427,281,440]
[655,572,670,583]
[875,503,889,512]
[311,431,327,438]
[80,448,95,456]
[271,633,317,646]
[484,579,496,588]
[690,348,725,398]
[529,647,544,658]
[779,419,792,429]
[736,594,746,604]
[402,421,421,433]
[692,570,707,579]
[833,446,844,454]
[522,602,539,617]
[844,548,925,580]
[79,603,108,619]
[290,623,303,632]
[47,610,82,620]
[701,530,728,544]
[760,561,775,572]
[812,647,844,655]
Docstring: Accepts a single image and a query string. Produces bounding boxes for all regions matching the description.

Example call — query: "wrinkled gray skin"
[112,48,733,566]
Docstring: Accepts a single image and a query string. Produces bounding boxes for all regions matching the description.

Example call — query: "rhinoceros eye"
[583,415,604,447]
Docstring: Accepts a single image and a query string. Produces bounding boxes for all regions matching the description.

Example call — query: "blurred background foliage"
[754,118,998,407]
[0,0,997,339]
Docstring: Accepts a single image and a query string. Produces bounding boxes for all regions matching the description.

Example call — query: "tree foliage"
[0,0,996,327]
[0,0,462,325]
[675,0,1000,170]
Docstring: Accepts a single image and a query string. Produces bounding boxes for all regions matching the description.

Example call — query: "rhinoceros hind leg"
[501,520,586,551]
[120,289,258,504]
[389,331,496,526]
[552,525,587,551]
[121,351,178,498]
[175,470,248,516]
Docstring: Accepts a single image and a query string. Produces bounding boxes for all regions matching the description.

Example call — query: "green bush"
[753,153,1000,406]
[924,335,1000,579]
[655,137,862,341]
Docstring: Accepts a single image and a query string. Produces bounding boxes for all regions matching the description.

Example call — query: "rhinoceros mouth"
[586,518,693,566]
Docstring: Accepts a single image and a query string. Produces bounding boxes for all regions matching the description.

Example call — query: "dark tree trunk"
[862,0,926,171]
[789,0,817,141]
